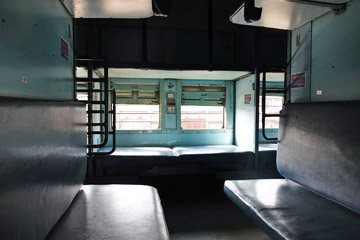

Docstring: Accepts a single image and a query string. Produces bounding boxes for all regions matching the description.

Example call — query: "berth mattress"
[224,179,360,240]
[47,185,170,240]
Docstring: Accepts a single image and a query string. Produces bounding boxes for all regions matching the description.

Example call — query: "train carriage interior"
[1,0,359,239]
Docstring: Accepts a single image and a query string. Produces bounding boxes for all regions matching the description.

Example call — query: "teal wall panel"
[163,79,178,129]
[289,0,360,102]
[235,75,255,151]
[311,0,360,101]
[0,0,74,100]
[111,78,234,147]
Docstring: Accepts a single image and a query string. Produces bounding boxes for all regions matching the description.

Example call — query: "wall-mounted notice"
[291,72,306,88]
[61,37,69,61]
[244,94,252,104]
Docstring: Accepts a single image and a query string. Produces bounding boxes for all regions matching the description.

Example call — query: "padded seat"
[98,147,178,169]
[173,145,253,170]
[96,145,254,175]
[225,179,360,240]
[173,145,246,156]
[47,185,170,240]
[102,147,176,157]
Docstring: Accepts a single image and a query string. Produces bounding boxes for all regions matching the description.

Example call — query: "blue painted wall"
[311,0,360,101]
[290,0,360,102]
[235,75,256,151]
[0,0,74,100]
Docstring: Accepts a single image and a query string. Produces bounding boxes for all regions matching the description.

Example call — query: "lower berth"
[225,179,360,240]
[47,185,170,240]
[95,145,254,176]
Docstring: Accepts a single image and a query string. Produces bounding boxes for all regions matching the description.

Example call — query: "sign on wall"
[244,94,252,104]
[61,37,69,61]
[291,72,306,88]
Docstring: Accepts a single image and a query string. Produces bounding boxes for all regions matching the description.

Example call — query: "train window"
[181,84,226,129]
[181,105,224,129]
[116,104,160,130]
[259,72,285,130]
[113,81,160,130]
[259,96,283,129]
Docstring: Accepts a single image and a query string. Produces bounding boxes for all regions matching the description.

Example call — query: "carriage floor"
[142,174,270,240]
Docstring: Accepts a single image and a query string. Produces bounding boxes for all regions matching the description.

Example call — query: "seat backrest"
[277,101,360,213]
[0,99,87,239]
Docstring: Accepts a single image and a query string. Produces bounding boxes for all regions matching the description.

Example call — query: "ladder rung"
[88,131,115,135]
[76,89,104,93]
[265,113,280,117]
[76,78,105,82]
[87,123,106,127]
[77,58,105,62]
[79,100,106,104]
[88,110,104,114]
[87,110,114,114]
[87,110,115,114]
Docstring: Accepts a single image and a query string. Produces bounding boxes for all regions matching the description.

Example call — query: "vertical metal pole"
[87,62,94,177]
[73,18,77,101]
[87,62,93,154]
[262,71,266,131]
[208,0,214,70]
[254,68,260,170]
[142,19,148,65]
[286,31,292,104]
[254,28,261,170]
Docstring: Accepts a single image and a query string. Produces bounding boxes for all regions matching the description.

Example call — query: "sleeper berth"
[0,99,170,240]
[47,185,169,240]
[224,101,360,240]
[95,145,255,176]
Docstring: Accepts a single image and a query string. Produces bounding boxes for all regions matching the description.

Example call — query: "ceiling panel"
[76,68,250,80]
[230,0,348,30]
[62,0,153,18]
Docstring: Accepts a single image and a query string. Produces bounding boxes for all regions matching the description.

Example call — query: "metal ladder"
[261,69,286,141]
[76,58,116,155]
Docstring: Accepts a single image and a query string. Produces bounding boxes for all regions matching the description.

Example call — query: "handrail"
[93,89,117,155]
[87,60,109,149]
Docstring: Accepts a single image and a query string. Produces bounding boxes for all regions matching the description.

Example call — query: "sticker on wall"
[244,94,252,104]
[296,34,301,47]
[21,75,28,84]
[291,72,306,88]
[61,37,69,61]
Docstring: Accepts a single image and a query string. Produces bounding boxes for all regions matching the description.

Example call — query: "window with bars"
[259,96,284,129]
[181,84,226,130]
[113,81,160,130]
[259,72,285,130]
